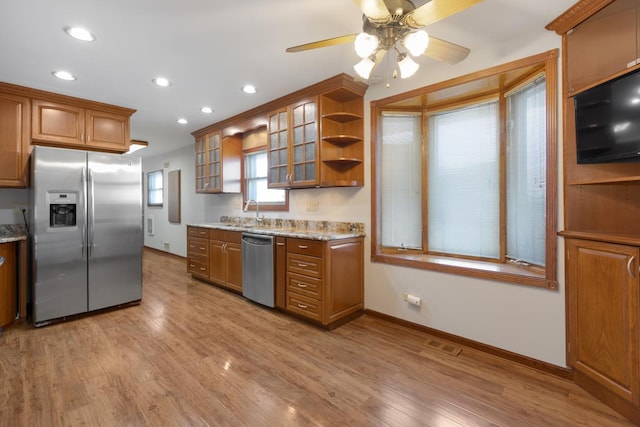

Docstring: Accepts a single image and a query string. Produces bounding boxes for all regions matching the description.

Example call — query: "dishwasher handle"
[242,233,274,246]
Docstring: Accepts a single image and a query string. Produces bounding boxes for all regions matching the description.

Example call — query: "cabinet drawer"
[287,238,323,257]
[210,229,225,241]
[287,292,322,322]
[188,257,209,277]
[225,230,242,244]
[287,272,322,300]
[187,237,209,256]
[287,253,322,278]
[187,226,209,239]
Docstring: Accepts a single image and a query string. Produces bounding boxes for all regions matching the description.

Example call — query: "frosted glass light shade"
[397,54,419,79]
[354,32,379,58]
[404,30,429,57]
[354,57,376,79]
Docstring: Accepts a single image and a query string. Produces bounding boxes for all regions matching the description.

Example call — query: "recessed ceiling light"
[201,107,214,114]
[52,71,76,81]
[177,118,188,124]
[241,84,257,94]
[64,26,95,42]
[152,77,172,87]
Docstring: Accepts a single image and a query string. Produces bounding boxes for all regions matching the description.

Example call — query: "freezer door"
[87,152,142,311]
[31,147,88,324]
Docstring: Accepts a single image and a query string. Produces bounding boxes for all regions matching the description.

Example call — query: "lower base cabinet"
[284,236,364,329]
[187,226,242,293]
[187,226,364,329]
[566,238,640,423]
[0,242,17,327]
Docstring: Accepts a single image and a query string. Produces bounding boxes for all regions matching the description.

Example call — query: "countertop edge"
[187,223,365,241]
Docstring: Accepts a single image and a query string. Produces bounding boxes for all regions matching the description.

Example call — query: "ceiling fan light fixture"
[404,30,429,57]
[397,54,419,79]
[354,32,379,59]
[354,56,376,80]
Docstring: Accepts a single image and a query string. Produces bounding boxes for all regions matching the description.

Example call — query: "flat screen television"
[574,68,640,164]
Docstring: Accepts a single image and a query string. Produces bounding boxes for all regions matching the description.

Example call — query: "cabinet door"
[567,239,640,405]
[0,93,29,187]
[267,108,290,188]
[566,0,637,94]
[206,132,221,192]
[209,240,226,284]
[290,98,318,187]
[225,242,243,292]
[32,99,84,145]
[0,242,17,327]
[195,137,207,192]
[274,237,286,310]
[85,109,129,151]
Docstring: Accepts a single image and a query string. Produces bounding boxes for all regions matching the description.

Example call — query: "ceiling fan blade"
[286,34,357,53]
[423,36,470,64]
[404,0,483,29]
[353,0,391,24]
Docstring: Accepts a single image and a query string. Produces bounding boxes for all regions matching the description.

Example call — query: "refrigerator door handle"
[81,167,87,259]
[88,168,95,259]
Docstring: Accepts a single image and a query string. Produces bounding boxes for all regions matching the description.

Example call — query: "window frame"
[370,50,558,290]
[147,170,163,207]
[242,146,289,212]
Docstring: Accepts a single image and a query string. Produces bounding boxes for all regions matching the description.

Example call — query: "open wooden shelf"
[322,112,362,123]
[322,135,362,145]
[323,158,363,165]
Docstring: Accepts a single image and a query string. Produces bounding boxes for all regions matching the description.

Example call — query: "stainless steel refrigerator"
[30,146,143,326]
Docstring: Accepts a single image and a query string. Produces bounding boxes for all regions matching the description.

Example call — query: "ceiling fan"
[286,0,483,82]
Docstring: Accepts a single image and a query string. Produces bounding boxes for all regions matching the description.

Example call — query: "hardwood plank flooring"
[0,248,635,426]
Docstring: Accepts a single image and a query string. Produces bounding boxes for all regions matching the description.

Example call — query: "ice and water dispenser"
[48,192,77,228]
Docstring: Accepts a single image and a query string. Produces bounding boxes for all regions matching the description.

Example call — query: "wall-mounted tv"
[574,68,640,164]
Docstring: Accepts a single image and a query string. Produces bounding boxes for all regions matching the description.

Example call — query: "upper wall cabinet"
[0,92,30,187]
[192,74,367,192]
[195,130,242,194]
[267,77,366,189]
[32,100,133,152]
[565,0,640,94]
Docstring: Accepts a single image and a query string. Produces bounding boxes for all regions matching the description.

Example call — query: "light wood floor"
[0,249,635,426]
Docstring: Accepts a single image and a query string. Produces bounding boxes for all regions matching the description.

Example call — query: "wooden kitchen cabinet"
[274,236,287,310]
[0,92,30,187]
[208,230,243,293]
[0,242,17,328]
[31,99,133,152]
[187,226,242,292]
[285,236,364,329]
[194,131,242,193]
[565,0,639,94]
[565,238,640,419]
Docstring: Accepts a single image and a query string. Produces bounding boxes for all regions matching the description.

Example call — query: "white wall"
[0,188,29,225]
[142,30,568,367]
[142,144,207,256]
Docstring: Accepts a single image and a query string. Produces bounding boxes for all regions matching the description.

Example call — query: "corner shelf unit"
[319,85,365,187]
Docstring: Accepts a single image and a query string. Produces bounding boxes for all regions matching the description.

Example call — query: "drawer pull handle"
[297,263,309,267]
[190,245,195,248]
[297,283,308,288]
[276,242,285,246]
[189,264,195,268]
[297,303,308,309]
[200,247,205,250]
[298,245,308,249]
[200,267,206,271]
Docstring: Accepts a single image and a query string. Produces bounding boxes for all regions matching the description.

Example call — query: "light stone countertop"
[0,224,27,243]
[188,218,365,241]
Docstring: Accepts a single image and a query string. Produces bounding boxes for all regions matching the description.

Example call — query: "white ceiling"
[0,0,576,158]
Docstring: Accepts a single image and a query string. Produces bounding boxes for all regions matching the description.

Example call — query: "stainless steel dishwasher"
[241,232,275,307]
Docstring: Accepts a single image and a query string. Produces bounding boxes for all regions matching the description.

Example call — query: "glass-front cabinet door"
[268,107,290,188]
[195,136,207,192]
[207,131,221,192]
[291,98,318,187]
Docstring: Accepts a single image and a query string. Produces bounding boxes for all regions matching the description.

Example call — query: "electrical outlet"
[306,200,319,212]
[403,293,408,301]
[163,242,170,250]
[14,204,28,215]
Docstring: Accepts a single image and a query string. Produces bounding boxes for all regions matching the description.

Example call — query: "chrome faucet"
[243,199,263,223]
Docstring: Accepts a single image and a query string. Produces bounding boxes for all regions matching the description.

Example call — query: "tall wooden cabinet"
[566,238,640,411]
[0,92,30,187]
[0,242,17,328]
[548,0,640,422]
